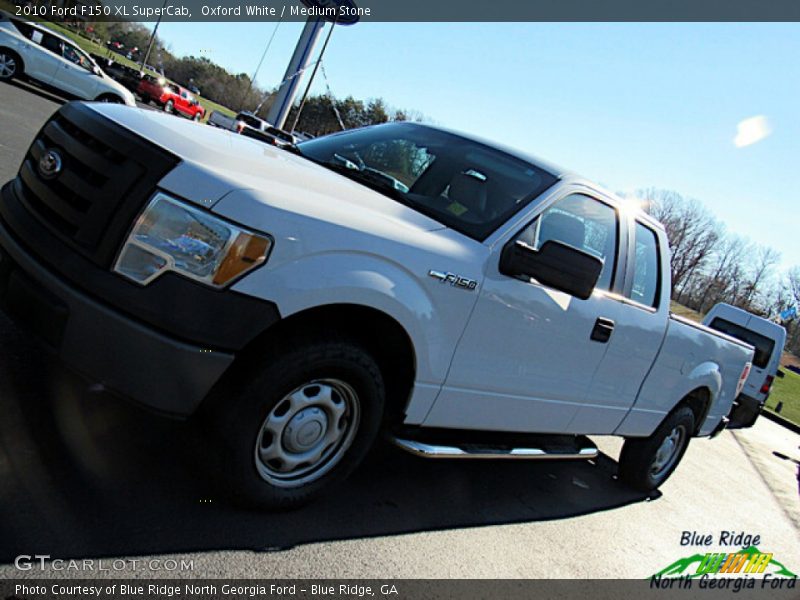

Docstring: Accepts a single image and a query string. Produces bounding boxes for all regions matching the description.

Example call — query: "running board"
[391,437,598,460]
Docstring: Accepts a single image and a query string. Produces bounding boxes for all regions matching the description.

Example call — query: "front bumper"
[0,212,234,416]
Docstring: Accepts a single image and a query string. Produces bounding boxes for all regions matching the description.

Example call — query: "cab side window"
[628,222,660,307]
[516,193,619,291]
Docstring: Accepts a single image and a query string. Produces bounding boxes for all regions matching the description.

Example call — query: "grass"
[766,369,800,427]
[670,301,704,323]
[0,5,235,119]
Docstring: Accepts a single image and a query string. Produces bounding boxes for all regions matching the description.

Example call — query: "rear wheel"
[193,112,202,121]
[0,49,21,81]
[164,99,174,113]
[199,339,385,509]
[140,94,151,104]
[618,405,695,492]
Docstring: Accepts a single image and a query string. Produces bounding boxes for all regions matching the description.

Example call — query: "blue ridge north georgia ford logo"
[38,148,63,180]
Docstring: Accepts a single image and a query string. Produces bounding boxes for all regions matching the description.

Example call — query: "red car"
[136,76,205,121]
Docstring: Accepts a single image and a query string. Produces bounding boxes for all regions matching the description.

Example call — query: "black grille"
[13,102,178,267]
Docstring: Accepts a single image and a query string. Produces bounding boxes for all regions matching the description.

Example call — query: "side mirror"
[499,240,602,300]
[92,65,102,76]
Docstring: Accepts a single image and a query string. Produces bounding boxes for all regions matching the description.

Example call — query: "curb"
[761,409,800,435]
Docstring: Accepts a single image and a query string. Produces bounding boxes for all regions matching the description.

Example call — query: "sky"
[149,22,799,271]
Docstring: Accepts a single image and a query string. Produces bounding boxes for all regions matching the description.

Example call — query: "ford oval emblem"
[38,149,63,180]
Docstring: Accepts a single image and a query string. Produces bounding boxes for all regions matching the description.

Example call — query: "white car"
[0,12,135,106]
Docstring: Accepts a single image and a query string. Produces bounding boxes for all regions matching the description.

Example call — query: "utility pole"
[239,20,283,111]
[290,18,337,133]
[266,0,360,130]
[140,0,168,74]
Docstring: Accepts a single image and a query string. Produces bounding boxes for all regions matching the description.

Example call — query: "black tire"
[140,94,151,105]
[199,339,385,509]
[193,112,202,121]
[164,99,174,113]
[0,48,22,82]
[618,405,695,492]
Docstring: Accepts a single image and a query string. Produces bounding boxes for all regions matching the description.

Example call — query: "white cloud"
[734,115,772,148]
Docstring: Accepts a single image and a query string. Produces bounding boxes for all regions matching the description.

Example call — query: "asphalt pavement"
[0,79,798,579]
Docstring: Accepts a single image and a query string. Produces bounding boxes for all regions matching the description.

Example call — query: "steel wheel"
[254,378,361,488]
[164,100,173,113]
[0,52,17,79]
[650,424,686,477]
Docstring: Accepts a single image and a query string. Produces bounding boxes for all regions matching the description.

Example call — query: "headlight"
[114,192,272,288]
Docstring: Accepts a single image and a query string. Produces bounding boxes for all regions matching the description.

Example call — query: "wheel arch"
[94,92,124,103]
[676,386,713,435]
[227,303,417,424]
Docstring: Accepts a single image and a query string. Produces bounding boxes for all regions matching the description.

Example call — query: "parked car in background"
[90,54,141,93]
[208,110,263,131]
[703,303,787,428]
[163,86,205,121]
[0,106,756,508]
[137,76,205,121]
[207,109,298,147]
[0,12,135,105]
[136,73,171,106]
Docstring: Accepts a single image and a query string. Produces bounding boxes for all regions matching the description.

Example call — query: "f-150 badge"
[428,270,478,291]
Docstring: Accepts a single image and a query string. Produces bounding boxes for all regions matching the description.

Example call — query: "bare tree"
[740,246,781,309]
[641,189,721,295]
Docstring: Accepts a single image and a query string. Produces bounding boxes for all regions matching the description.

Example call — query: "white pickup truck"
[0,103,754,508]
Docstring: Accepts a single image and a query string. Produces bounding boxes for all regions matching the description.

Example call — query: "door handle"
[591,317,615,343]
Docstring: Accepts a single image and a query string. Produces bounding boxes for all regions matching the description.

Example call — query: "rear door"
[425,188,627,433]
[569,219,669,433]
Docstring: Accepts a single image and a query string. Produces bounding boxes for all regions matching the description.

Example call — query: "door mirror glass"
[500,239,602,300]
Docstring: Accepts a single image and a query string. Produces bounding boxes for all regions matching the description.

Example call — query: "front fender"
[217,190,485,389]
[235,250,450,382]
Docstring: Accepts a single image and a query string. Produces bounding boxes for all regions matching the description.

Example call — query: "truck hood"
[87,104,446,234]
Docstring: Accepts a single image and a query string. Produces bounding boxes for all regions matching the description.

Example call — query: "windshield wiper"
[319,160,412,203]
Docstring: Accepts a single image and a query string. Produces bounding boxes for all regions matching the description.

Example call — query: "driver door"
[424,189,628,434]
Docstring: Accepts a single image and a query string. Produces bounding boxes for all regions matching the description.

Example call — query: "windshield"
[296,122,557,240]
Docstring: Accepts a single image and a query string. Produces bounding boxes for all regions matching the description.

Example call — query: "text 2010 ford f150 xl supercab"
[0,103,754,508]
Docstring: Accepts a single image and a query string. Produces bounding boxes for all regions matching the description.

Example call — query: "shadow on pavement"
[6,79,68,106]
[0,312,657,562]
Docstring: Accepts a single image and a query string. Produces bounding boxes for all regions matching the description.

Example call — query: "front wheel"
[618,405,695,492]
[164,99,174,113]
[200,339,385,509]
[193,112,202,121]
[0,49,21,81]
